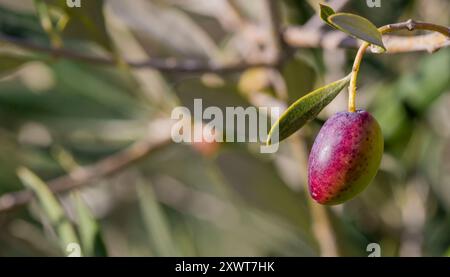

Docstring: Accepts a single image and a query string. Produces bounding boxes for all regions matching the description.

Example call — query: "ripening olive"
[308,110,383,205]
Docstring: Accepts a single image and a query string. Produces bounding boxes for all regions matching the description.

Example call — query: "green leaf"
[267,75,351,145]
[17,167,80,255]
[328,13,385,49]
[34,0,54,34]
[137,180,178,257]
[319,3,336,27]
[41,0,112,50]
[72,192,108,257]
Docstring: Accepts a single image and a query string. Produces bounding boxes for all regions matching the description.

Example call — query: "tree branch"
[348,19,450,112]
[1,21,448,74]
[0,33,278,73]
[284,26,450,53]
[0,134,172,213]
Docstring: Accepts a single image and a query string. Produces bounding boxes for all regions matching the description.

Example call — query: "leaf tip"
[266,126,277,146]
[319,3,335,13]
[370,44,387,53]
[319,3,336,27]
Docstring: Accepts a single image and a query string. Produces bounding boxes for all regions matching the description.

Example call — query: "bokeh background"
[0,0,449,257]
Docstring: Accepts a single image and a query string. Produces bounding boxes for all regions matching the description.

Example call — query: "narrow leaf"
[17,167,80,255]
[34,0,62,48]
[329,13,385,49]
[72,192,108,257]
[137,180,178,257]
[319,3,336,27]
[267,75,351,144]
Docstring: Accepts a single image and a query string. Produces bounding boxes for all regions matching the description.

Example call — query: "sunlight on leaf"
[319,3,336,27]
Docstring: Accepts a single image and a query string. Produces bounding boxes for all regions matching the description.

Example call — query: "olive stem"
[348,19,450,113]
[348,42,369,113]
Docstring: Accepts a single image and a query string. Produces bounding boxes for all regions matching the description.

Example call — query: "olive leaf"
[328,13,385,50]
[319,3,336,27]
[267,74,351,145]
[17,167,80,255]
[72,192,108,257]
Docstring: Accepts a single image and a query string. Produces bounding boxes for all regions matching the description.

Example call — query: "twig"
[267,0,294,68]
[383,19,450,37]
[348,19,450,112]
[0,135,172,213]
[0,33,278,73]
[381,33,450,53]
[267,0,285,52]
[284,27,450,53]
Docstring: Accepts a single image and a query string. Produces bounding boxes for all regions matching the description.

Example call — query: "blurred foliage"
[0,0,449,257]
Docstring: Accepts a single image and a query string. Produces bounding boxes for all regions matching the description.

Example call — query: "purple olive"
[308,110,383,205]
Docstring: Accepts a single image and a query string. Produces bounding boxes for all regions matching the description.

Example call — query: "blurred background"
[0,0,449,257]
